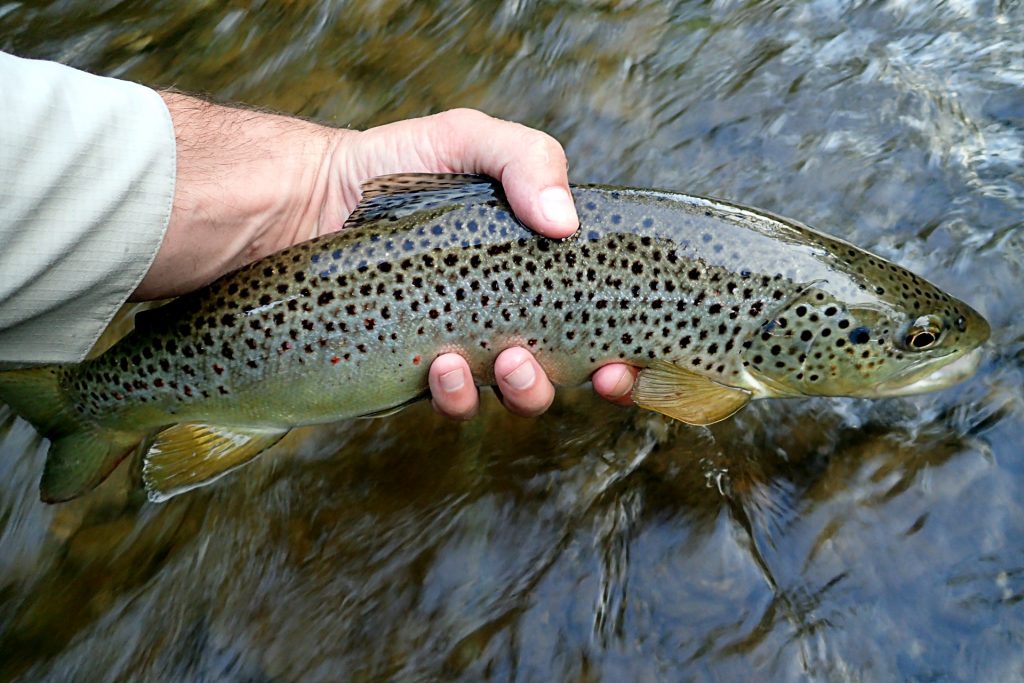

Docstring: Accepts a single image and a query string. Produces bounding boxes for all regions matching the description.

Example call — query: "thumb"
[431,109,580,239]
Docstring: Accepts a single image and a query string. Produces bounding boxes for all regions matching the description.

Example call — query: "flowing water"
[1,1,1023,680]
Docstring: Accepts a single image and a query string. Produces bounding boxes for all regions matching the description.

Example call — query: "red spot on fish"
[413,355,421,366]
[213,363,224,375]
[184,385,193,397]
[331,355,341,365]
[113,391,124,401]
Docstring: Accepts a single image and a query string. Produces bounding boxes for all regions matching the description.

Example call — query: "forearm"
[133,92,351,300]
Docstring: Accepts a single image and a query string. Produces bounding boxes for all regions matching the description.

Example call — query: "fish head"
[739,278,989,399]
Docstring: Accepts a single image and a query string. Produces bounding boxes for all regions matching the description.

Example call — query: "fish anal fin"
[632,360,751,425]
[344,173,504,228]
[142,424,289,503]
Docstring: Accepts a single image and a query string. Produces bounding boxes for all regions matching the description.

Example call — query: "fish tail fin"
[0,366,142,503]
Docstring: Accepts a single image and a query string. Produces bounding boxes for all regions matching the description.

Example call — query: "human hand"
[139,99,636,418]
[336,109,638,418]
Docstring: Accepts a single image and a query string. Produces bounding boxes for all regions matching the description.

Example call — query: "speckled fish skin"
[65,174,989,425]
[0,174,989,502]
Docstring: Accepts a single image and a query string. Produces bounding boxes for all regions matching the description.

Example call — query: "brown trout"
[0,174,989,503]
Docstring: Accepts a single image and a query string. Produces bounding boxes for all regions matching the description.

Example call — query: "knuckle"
[526,133,567,168]
[436,107,490,131]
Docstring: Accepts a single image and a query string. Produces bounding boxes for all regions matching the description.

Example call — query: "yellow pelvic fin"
[142,423,289,503]
[631,360,751,425]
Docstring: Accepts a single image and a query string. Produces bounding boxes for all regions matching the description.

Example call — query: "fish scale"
[0,173,989,502]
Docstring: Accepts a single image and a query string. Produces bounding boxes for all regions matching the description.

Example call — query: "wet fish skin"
[0,174,989,502]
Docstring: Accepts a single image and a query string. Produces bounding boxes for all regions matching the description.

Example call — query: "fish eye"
[849,326,871,344]
[902,315,944,351]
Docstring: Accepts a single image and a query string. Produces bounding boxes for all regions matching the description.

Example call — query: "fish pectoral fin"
[344,173,503,228]
[631,360,751,425]
[142,423,289,503]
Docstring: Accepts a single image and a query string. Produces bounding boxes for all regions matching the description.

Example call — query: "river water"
[1,1,1022,681]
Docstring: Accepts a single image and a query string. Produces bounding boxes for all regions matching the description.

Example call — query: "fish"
[0,174,990,503]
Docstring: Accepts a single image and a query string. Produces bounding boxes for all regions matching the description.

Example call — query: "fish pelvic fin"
[142,423,289,502]
[632,360,751,425]
[0,365,143,502]
[345,173,504,228]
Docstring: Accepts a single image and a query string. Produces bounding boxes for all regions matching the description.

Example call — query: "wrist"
[134,92,345,299]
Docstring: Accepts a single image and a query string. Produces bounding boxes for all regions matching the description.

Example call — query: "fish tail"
[0,365,143,503]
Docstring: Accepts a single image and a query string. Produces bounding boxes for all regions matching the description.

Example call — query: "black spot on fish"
[850,327,871,344]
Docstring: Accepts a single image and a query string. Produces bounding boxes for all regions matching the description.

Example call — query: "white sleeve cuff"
[0,52,175,364]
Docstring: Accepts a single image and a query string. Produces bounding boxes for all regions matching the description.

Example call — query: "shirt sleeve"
[0,51,175,365]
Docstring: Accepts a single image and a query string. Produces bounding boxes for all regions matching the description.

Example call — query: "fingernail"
[539,187,579,229]
[440,368,465,393]
[504,360,536,391]
[607,367,633,399]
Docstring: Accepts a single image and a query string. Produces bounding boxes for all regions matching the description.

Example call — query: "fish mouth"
[871,348,984,397]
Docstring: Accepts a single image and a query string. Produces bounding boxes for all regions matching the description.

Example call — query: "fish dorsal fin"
[632,360,751,425]
[141,423,289,502]
[344,173,504,228]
